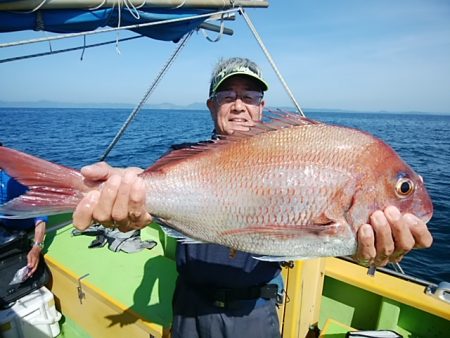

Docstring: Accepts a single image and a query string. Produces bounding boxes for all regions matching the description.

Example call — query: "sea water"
[0,107,448,284]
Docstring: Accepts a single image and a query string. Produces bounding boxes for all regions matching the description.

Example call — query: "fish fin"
[220,223,340,239]
[252,255,313,262]
[0,146,86,218]
[156,221,205,244]
[311,213,335,226]
[143,110,320,174]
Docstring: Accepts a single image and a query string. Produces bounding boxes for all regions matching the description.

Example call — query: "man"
[1,143,48,278]
[72,57,432,337]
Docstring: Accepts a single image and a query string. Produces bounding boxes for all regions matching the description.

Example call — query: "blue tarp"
[0,8,211,41]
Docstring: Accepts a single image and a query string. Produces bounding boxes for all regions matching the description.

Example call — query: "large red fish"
[0,113,433,259]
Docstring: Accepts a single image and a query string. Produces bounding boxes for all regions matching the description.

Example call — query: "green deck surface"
[44,222,177,328]
[320,276,450,338]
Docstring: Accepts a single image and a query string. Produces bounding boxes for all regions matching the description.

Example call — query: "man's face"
[207,76,265,136]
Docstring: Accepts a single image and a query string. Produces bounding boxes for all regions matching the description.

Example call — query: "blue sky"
[1,0,449,113]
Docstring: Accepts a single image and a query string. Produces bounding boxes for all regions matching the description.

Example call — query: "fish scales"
[142,122,418,257]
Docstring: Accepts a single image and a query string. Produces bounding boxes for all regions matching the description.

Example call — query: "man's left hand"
[354,206,433,267]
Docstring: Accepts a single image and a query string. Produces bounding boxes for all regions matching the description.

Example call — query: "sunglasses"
[212,90,264,106]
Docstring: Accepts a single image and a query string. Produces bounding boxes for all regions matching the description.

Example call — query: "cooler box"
[0,286,62,338]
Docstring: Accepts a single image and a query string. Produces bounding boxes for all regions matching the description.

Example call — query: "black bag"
[0,229,51,309]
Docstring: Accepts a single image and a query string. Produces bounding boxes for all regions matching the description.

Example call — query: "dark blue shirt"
[0,170,48,231]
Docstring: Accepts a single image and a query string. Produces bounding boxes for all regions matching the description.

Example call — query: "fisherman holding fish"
[69,57,432,338]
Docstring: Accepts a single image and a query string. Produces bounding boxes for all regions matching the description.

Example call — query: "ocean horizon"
[1,102,449,116]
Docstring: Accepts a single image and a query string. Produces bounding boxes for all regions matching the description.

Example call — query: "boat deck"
[44,221,177,338]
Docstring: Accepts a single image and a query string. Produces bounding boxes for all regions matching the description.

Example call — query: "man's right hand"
[72,162,152,231]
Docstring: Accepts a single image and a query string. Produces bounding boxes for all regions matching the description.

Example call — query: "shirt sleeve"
[35,216,48,224]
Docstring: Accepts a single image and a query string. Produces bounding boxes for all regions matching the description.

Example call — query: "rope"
[0,8,239,49]
[99,30,194,161]
[238,7,305,116]
[89,0,107,11]
[115,0,122,54]
[0,35,143,64]
[19,0,48,14]
[201,13,225,42]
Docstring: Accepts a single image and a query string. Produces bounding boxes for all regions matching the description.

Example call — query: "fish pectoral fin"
[253,255,313,262]
[311,213,335,226]
[157,222,205,244]
[220,223,339,239]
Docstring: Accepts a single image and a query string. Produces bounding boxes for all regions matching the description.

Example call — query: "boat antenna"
[238,7,305,116]
[99,30,193,161]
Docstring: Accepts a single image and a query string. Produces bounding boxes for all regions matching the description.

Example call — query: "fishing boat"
[1,1,449,337]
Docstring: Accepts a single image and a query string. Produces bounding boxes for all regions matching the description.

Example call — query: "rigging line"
[172,0,187,9]
[123,0,141,19]
[99,30,194,162]
[0,8,238,49]
[89,0,107,11]
[238,7,305,117]
[80,35,87,60]
[116,0,122,53]
[14,0,48,14]
[0,35,143,64]
[201,13,225,42]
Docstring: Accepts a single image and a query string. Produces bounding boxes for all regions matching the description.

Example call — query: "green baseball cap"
[209,57,269,96]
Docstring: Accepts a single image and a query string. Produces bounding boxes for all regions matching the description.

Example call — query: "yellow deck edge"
[324,257,450,320]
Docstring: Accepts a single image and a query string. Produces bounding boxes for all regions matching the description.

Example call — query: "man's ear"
[258,99,266,120]
[207,99,217,122]
[207,98,215,112]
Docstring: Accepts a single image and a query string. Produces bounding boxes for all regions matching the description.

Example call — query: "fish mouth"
[413,201,434,223]
[418,210,434,224]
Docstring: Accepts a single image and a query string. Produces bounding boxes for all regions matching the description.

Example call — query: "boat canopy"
[0,9,212,42]
[0,0,268,42]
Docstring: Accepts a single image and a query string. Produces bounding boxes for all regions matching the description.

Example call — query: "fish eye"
[395,178,415,197]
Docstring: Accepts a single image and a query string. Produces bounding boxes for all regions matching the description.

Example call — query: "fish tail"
[0,146,87,219]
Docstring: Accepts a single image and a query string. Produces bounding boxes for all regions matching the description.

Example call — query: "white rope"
[238,7,305,116]
[0,8,238,49]
[115,0,122,54]
[134,0,147,9]
[123,0,141,19]
[18,0,48,13]
[201,13,225,42]
[88,0,107,11]
[172,0,187,9]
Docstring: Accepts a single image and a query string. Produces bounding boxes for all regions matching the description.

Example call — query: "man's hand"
[354,206,433,267]
[72,162,152,232]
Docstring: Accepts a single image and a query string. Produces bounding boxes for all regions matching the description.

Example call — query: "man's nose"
[231,97,245,111]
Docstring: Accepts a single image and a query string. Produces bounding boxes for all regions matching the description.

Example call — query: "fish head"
[350,140,433,226]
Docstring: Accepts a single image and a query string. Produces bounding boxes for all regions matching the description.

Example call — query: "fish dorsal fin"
[144,110,320,173]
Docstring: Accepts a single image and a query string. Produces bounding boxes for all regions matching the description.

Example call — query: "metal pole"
[99,30,193,161]
[239,7,305,116]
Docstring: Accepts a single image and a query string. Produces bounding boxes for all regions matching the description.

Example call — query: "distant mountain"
[0,100,208,110]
